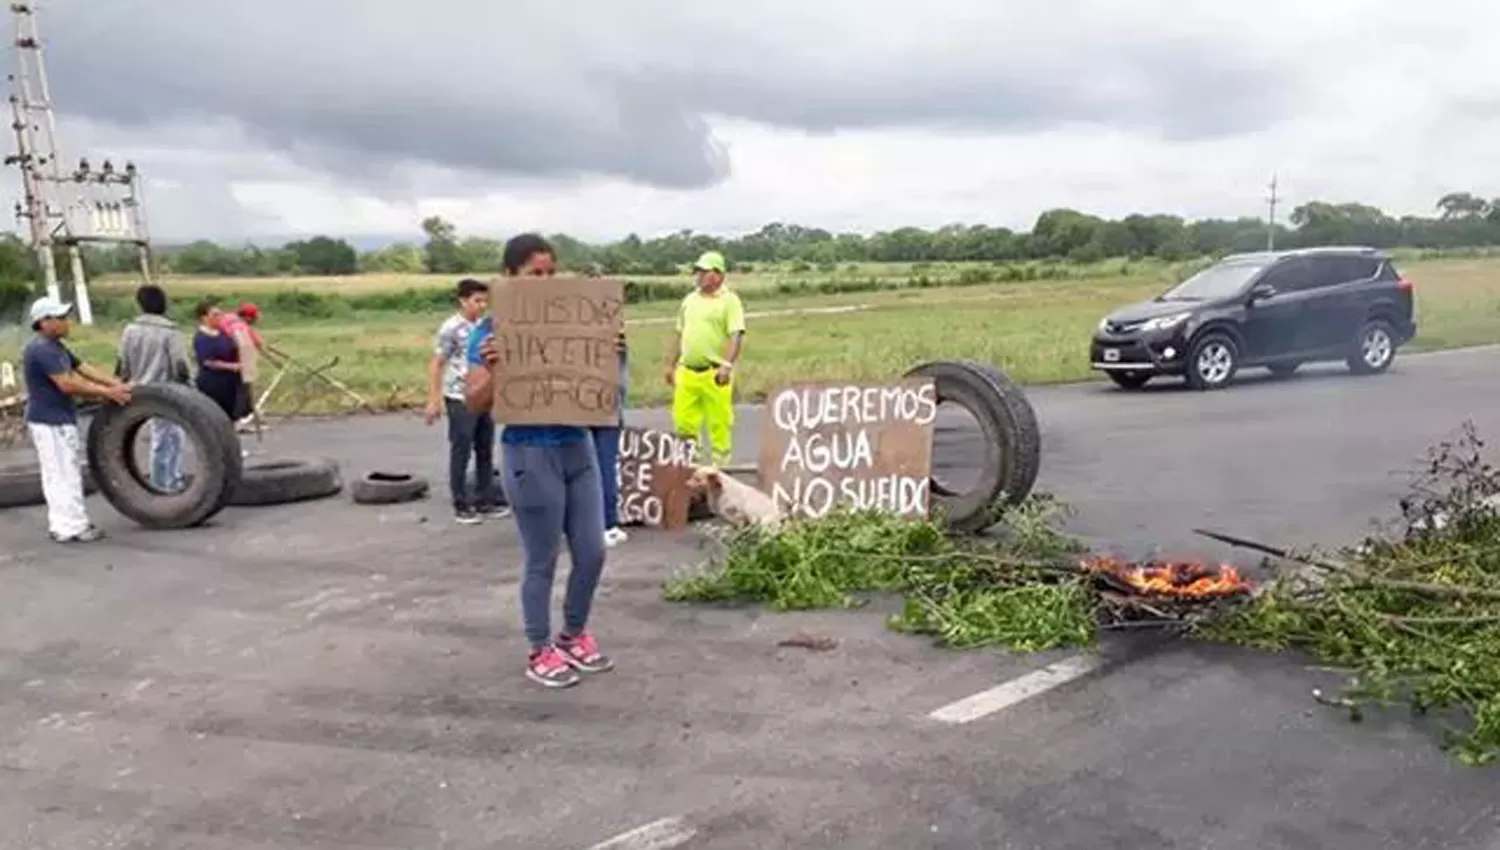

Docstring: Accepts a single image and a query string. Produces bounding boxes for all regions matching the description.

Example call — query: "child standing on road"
[425,278,504,524]
[464,233,613,689]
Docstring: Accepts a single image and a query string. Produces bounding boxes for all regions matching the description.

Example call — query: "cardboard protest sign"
[616,426,698,529]
[757,378,937,519]
[488,276,624,426]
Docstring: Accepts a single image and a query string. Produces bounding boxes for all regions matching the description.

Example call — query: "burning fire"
[1080,556,1253,599]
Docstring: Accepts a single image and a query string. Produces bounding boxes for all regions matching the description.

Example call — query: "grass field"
[3,257,1497,414]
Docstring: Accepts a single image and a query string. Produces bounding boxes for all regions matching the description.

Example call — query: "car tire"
[1267,361,1301,378]
[1348,319,1397,375]
[85,384,242,529]
[228,457,343,507]
[1184,333,1239,391]
[351,471,430,505]
[1107,371,1152,390]
[0,459,99,509]
[904,359,1043,533]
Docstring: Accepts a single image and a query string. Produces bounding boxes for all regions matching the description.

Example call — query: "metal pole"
[1266,174,1279,252]
[7,86,54,300]
[24,7,90,323]
[9,5,63,304]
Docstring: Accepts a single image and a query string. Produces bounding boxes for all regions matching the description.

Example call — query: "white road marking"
[586,817,697,850]
[928,654,1102,725]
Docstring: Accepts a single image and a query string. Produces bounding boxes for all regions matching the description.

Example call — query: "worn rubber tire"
[904,360,1043,533]
[351,471,430,505]
[85,384,241,529]
[229,457,343,507]
[0,459,98,509]
[951,361,1043,507]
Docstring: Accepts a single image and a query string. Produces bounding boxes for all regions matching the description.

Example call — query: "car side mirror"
[1248,283,1276,303]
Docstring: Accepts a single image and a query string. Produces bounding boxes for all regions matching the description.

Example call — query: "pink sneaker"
[556,631,614,673]
[525,645,581,688]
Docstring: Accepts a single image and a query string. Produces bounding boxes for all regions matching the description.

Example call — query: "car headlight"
[1140,312,1192,332]
[1097,316,1111,332]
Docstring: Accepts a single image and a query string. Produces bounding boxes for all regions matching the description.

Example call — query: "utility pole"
[1265,174,1279,252]
[6,2,154,325]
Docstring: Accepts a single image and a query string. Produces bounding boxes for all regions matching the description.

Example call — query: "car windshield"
[1159,260,1270,301]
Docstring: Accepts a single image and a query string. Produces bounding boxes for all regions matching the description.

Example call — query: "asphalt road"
[3,347,1499,849]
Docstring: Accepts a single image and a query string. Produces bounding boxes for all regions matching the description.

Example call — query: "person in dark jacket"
[192,299,243,421]
[116,284,191,491]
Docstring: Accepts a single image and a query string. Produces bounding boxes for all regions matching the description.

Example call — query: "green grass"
[6,257,1497,414]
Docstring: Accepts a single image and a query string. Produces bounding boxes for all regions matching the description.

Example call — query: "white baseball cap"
[28,296,72,324]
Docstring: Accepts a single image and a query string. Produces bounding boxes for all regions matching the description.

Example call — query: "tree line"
[2,191,1500,311]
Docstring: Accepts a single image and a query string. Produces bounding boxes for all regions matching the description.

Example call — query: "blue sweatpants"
[500,435,607,648]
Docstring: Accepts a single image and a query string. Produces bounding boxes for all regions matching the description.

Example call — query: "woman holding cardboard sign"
[464,233,616,690]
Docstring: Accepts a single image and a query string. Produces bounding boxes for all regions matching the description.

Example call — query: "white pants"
[28,422,91,538]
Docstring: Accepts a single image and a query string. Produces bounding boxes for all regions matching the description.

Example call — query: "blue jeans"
[149,419,185,492]
[501,436,606,648]
[591,425,621,529]
[445,398,495,511]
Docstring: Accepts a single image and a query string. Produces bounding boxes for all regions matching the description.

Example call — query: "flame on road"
[1081,556,1254,599]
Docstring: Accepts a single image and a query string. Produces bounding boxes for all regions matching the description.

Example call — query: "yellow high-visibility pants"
[672,366,734,466]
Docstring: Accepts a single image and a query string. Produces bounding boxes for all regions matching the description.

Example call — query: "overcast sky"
[8,0,1498,243]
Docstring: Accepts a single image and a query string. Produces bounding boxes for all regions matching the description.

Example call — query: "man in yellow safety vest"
[663,250,745,466]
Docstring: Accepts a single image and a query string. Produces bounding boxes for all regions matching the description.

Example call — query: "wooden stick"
[1193,528,1353,573]
[1342,578,1500,602]
[262,346,374,413]
[255,359,290,414]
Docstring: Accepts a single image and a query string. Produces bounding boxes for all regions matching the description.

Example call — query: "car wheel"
[1348,319,1396,375]
[1107,371,1151,390]
[1267,361,1301,378]
[1185,333,1239,390]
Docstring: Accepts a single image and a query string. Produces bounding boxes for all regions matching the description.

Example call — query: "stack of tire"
[86,384,244,529]
[87,386,347,525]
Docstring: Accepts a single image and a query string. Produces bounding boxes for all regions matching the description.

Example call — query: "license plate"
[1103,348,1121,362]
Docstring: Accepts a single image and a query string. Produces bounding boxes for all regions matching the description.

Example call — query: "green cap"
[692,250,726,274]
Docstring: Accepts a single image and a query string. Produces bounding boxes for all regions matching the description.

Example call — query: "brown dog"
[685,466,785,530]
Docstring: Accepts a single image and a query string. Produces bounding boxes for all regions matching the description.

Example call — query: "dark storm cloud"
[35,1,1289,192]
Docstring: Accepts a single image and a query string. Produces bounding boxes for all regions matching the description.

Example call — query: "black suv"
[1089,247,1416,391]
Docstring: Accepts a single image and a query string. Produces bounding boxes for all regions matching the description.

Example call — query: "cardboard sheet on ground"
[617,426,698,529]
[488,276,624,426]
[758,378,937,519]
